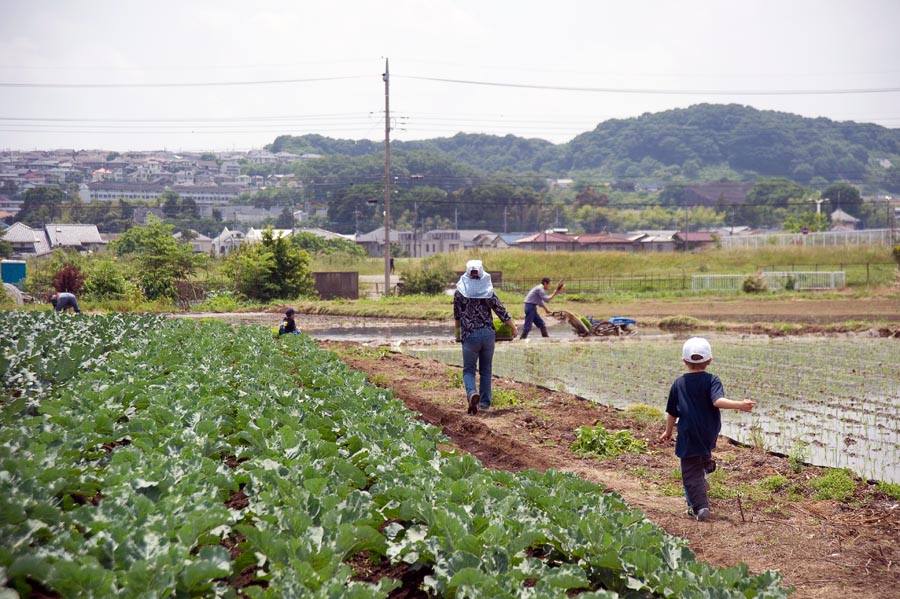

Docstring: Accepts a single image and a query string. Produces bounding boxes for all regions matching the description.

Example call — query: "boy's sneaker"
[477,401,490,411]
[467,393,479,415]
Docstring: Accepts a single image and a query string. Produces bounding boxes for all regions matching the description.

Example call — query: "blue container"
[1,260,26,286]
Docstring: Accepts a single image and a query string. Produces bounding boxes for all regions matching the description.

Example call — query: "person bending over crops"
[278,308,301,335]
[453,260,517,415]
[49,292,81,313]
[520,277,563,339]
[659,337,755,521]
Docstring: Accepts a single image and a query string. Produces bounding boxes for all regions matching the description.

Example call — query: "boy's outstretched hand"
[737,399,756,412]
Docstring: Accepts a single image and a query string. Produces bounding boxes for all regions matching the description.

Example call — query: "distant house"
[829,208,860,230]
[471,233,510,250]
[2,222,52,257]
[211,227,245,256]
[174,230,213,254]
[417,229,492,257]
[293,227,352,241]
[133,207,167,224]
[354,226,414,257]
[245,227,292,243]
[44,223,106,253]
[631,231,679,252]
[514,231,578,252]
[673,231,717,251]
[1,222,105,257]
[574,233,639,252]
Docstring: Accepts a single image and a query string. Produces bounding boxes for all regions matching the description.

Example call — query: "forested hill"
[267,104,900,188]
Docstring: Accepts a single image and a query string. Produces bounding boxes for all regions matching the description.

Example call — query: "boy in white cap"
[659,337,755,521]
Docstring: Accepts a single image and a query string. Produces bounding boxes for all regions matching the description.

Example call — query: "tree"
[227,228,315,302]
[52,263,85,294]
[782,212,829,233]
[821,182,862,214]
[0,238,12,259]
[15,186,67,227]
[111,217,195,300]
[275,207,294,229]
[161,190,181,218]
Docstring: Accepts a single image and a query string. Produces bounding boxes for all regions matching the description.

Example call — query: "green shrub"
[658,315,702,331]
[399,268,453,295]
[809,469,857,501]
[571,424,647,459]
[742,275,768,293]
[0,285,14,309]
[892,244,900,266]
[81,258,132,301]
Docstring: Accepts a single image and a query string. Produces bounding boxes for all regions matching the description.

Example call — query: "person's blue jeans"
[522,303,545,335]
[462,327,496,408]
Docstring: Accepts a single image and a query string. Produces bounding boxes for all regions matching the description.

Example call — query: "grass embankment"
[384,245,896,283]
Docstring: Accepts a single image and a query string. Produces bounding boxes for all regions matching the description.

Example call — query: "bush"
[81,258,132,300]
[0,285,14,309]
[893,244,900,267]
[742,275,768,293]
[399,268,453,295]
[658,315,702,331]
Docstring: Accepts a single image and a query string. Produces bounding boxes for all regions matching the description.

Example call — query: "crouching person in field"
[50,292,81,313]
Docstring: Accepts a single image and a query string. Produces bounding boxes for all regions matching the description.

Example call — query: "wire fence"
[499,262,895,293]
[719,228,897,248]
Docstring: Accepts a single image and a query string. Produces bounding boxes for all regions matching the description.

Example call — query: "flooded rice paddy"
[408,334,900,485]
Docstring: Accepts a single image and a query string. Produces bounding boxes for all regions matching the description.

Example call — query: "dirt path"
[324,341,900,599]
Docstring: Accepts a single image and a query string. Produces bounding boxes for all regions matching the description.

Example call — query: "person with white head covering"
[453,260,517,415]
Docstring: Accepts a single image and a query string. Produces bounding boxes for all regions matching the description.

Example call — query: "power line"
[397,75,900,96]
[0,75,368,89]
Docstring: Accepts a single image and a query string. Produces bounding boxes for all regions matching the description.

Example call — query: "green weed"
[876,481,900,500]
[571,424,647,459]
[491,388,522,408]
[759,475,790,492]
[625,403,663,423]
[809,469,857,501]
[788,441,809,473]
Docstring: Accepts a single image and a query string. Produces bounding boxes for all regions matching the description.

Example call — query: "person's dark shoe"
[467,393,479,415]
[539,326,549,338]
[685,507,712,521]
[519,330,528,339]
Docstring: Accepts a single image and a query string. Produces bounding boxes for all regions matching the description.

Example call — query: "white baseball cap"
[682,337,713,363]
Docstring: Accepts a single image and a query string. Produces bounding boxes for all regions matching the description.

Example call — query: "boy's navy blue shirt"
[665,371,725,458]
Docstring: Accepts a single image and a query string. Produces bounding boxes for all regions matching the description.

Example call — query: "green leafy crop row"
[1,314,788,598]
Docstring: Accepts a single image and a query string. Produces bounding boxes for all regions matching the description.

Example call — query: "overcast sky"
[2,0,899,153]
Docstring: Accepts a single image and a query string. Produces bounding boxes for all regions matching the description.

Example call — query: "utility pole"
[383,58,392,296]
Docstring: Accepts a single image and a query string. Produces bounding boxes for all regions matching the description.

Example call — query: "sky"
[2,0,899,153]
